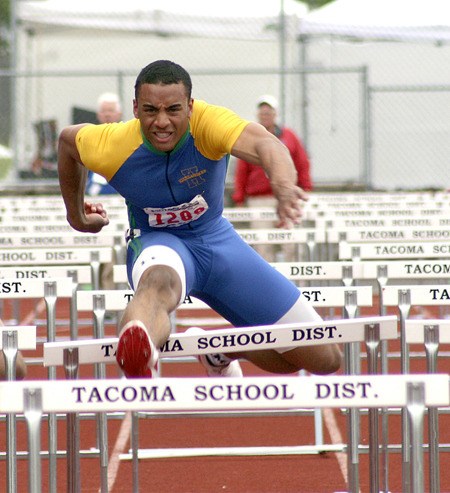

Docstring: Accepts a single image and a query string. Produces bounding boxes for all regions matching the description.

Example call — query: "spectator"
[232,95,312,261]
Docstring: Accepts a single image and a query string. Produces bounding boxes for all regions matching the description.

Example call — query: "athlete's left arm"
[231,122,308,228]
[58,125,109,233]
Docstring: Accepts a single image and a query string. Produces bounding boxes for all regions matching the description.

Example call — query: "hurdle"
[42,315,398,493]
[405,319,450,493]
[234,227,326,262]
[0,325,36,493]
[43,315,398,366]
[0,247,113,294]
[0,231,126,278]
[0,372,447,493]
[339,240,450,261]
[0,277,74,493]
[270,260,364,289]
[382,285,450,493]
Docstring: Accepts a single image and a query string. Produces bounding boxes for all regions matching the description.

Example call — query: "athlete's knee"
[281,344,342,375]
[312,346,342,375]
[137,265,181,304]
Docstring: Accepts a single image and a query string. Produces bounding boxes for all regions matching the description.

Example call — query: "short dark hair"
[134,60,192,100]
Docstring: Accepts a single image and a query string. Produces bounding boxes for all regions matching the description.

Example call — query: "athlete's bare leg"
[116,264,182,377]
[232,344,342,375]
[120,264,182,347]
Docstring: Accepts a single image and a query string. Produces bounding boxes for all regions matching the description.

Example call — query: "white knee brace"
[131,245,186,305]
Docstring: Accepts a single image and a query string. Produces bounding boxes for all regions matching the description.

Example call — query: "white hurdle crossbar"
[339,240,450,260]
[0,373,447,493]
[0,373,445,413]
[43,315,398,366]
[77,284,374,332]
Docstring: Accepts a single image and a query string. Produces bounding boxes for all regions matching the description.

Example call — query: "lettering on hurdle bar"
[43,316,398,366]
[339,241,450,260]
[0,247,113,265]
[361,259,450,280]
[222,207,278,222]
[315,216,450,230]
[0,265,92,283]
[382,285,450,306]
[102,282,373,310]
[235,228,326,245]
[0,373,447,413]
[271,261,364,282]
[310,206,450,220]
[327,226,450,243]
[0,277,73,298]
[0,232,124,249]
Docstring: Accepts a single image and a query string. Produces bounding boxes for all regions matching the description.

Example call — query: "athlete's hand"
[273,184,308,229]
[68,201,109,233]
[81,201,110,233]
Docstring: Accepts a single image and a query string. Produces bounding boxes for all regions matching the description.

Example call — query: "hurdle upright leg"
[3,330,18,493]
[398,289,412,493]
[131,412,140,493]
[365,322,381,493]
[24,388,43,493]
[64,347,80,493]
[93,294,109,493]
[376,266,390,493]
[424,324,440,493]
[343,290,361,493]
[407,382,426,493]
[67,270,79,341]
[44,281,58,493]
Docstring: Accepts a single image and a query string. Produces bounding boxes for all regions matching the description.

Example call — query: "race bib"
[144,195,209,228]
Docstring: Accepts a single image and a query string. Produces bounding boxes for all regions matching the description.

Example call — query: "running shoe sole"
[116,320,158,378]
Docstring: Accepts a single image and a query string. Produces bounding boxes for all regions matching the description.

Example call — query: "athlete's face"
[133,82,193,152]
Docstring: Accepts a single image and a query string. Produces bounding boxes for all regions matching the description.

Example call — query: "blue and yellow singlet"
[76,100,248,233]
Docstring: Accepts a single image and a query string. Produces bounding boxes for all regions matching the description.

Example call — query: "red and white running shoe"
[116,320,158,378]
[185,327,243,377]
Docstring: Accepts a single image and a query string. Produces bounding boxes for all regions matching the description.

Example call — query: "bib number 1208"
[145,195,209,228]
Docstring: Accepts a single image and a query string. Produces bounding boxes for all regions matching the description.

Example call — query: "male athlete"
[58,60,341,379]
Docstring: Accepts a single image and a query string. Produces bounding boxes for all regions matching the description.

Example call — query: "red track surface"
[1,299,450,492]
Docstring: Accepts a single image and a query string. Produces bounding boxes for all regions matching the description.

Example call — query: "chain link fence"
[1,0,450,191]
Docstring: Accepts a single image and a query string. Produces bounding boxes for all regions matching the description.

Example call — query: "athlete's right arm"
[58,125,109,233]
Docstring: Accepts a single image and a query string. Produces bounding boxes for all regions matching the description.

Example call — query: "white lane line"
[323,407,355,491]
[105,410,132,492]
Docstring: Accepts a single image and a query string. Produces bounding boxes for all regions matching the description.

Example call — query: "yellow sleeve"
[76,119,142,180]
[190,100,249,160]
